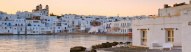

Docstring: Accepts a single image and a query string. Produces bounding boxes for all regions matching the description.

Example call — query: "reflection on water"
[0,35,131,52]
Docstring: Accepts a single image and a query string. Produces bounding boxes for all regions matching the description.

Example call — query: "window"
[34,25,36,26]
[141,29,147,46]
[167,29,174,43]
[41,28,44,30]
[10,27,11,29]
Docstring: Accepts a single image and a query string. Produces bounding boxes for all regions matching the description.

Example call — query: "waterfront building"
[104,20,132,34]
[132,1,191,52]
[54,22,62,33]
[88,26,106,33]
[0,4,138,35]
[26,20,42,34]
[13,19,26,34]
[0,21,13,34]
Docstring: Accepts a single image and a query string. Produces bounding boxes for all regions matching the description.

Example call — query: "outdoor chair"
[160,42,173,50]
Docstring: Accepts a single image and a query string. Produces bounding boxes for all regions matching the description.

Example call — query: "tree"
[50,13,62,19]
[50,13,56,16]
[115,19,118,22]
[57,16,61,19]
[64,29,69,33]
[28,23,31,26]
[123,18,126,20]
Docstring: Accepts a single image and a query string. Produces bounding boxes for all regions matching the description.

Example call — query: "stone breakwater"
[70,41,131,52]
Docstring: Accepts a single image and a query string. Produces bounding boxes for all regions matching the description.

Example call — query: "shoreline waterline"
[0,33,131,36]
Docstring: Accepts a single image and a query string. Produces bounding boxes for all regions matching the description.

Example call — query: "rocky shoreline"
[70,41,182,52]
[70,41,131,52]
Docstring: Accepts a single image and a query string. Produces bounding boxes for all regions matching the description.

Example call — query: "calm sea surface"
[0,35,131,52]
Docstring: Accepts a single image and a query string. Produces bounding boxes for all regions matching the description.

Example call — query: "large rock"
[90,49,97,52]
[70,46,86,52]
[111,42,118,46]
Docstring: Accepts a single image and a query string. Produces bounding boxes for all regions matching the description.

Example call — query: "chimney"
[164,4,169,8]
[183,2,186,5]
[173,3,178,7]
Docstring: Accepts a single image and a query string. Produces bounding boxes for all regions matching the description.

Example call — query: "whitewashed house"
[105,20,132,34]
[0,21,13,34]
[39,16,56,34]
[16,11,29,19]
[13,19,25,34]
[1,14,17,21]
[88,26,106,33]
[132,1,191,52]
[54,21,62,33]
[26,20,41,34]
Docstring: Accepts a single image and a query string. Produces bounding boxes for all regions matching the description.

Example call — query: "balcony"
[33,21,39,23]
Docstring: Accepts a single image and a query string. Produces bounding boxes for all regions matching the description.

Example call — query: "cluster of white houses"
[0,4,145,35]
[3,1,191,52]
[132,0,191,52]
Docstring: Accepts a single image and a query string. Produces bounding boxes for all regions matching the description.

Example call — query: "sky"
[0,0,189,17]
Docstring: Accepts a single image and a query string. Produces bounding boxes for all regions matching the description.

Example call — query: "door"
[167,29,174,43]
[141,29,147,46]
[8,30,9,33]
[141,30,147,46]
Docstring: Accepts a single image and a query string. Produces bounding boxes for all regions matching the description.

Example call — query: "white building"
[16,11,29,19]
[132,1,191,52]
[26,20,42,34]
[1,14,17,21]
[0,21,13,34]
[105,20,132,34]
[13,19,25,34]
[88,26,106,33]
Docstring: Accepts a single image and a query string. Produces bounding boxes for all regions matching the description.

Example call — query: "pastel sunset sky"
[0,0,189,17]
